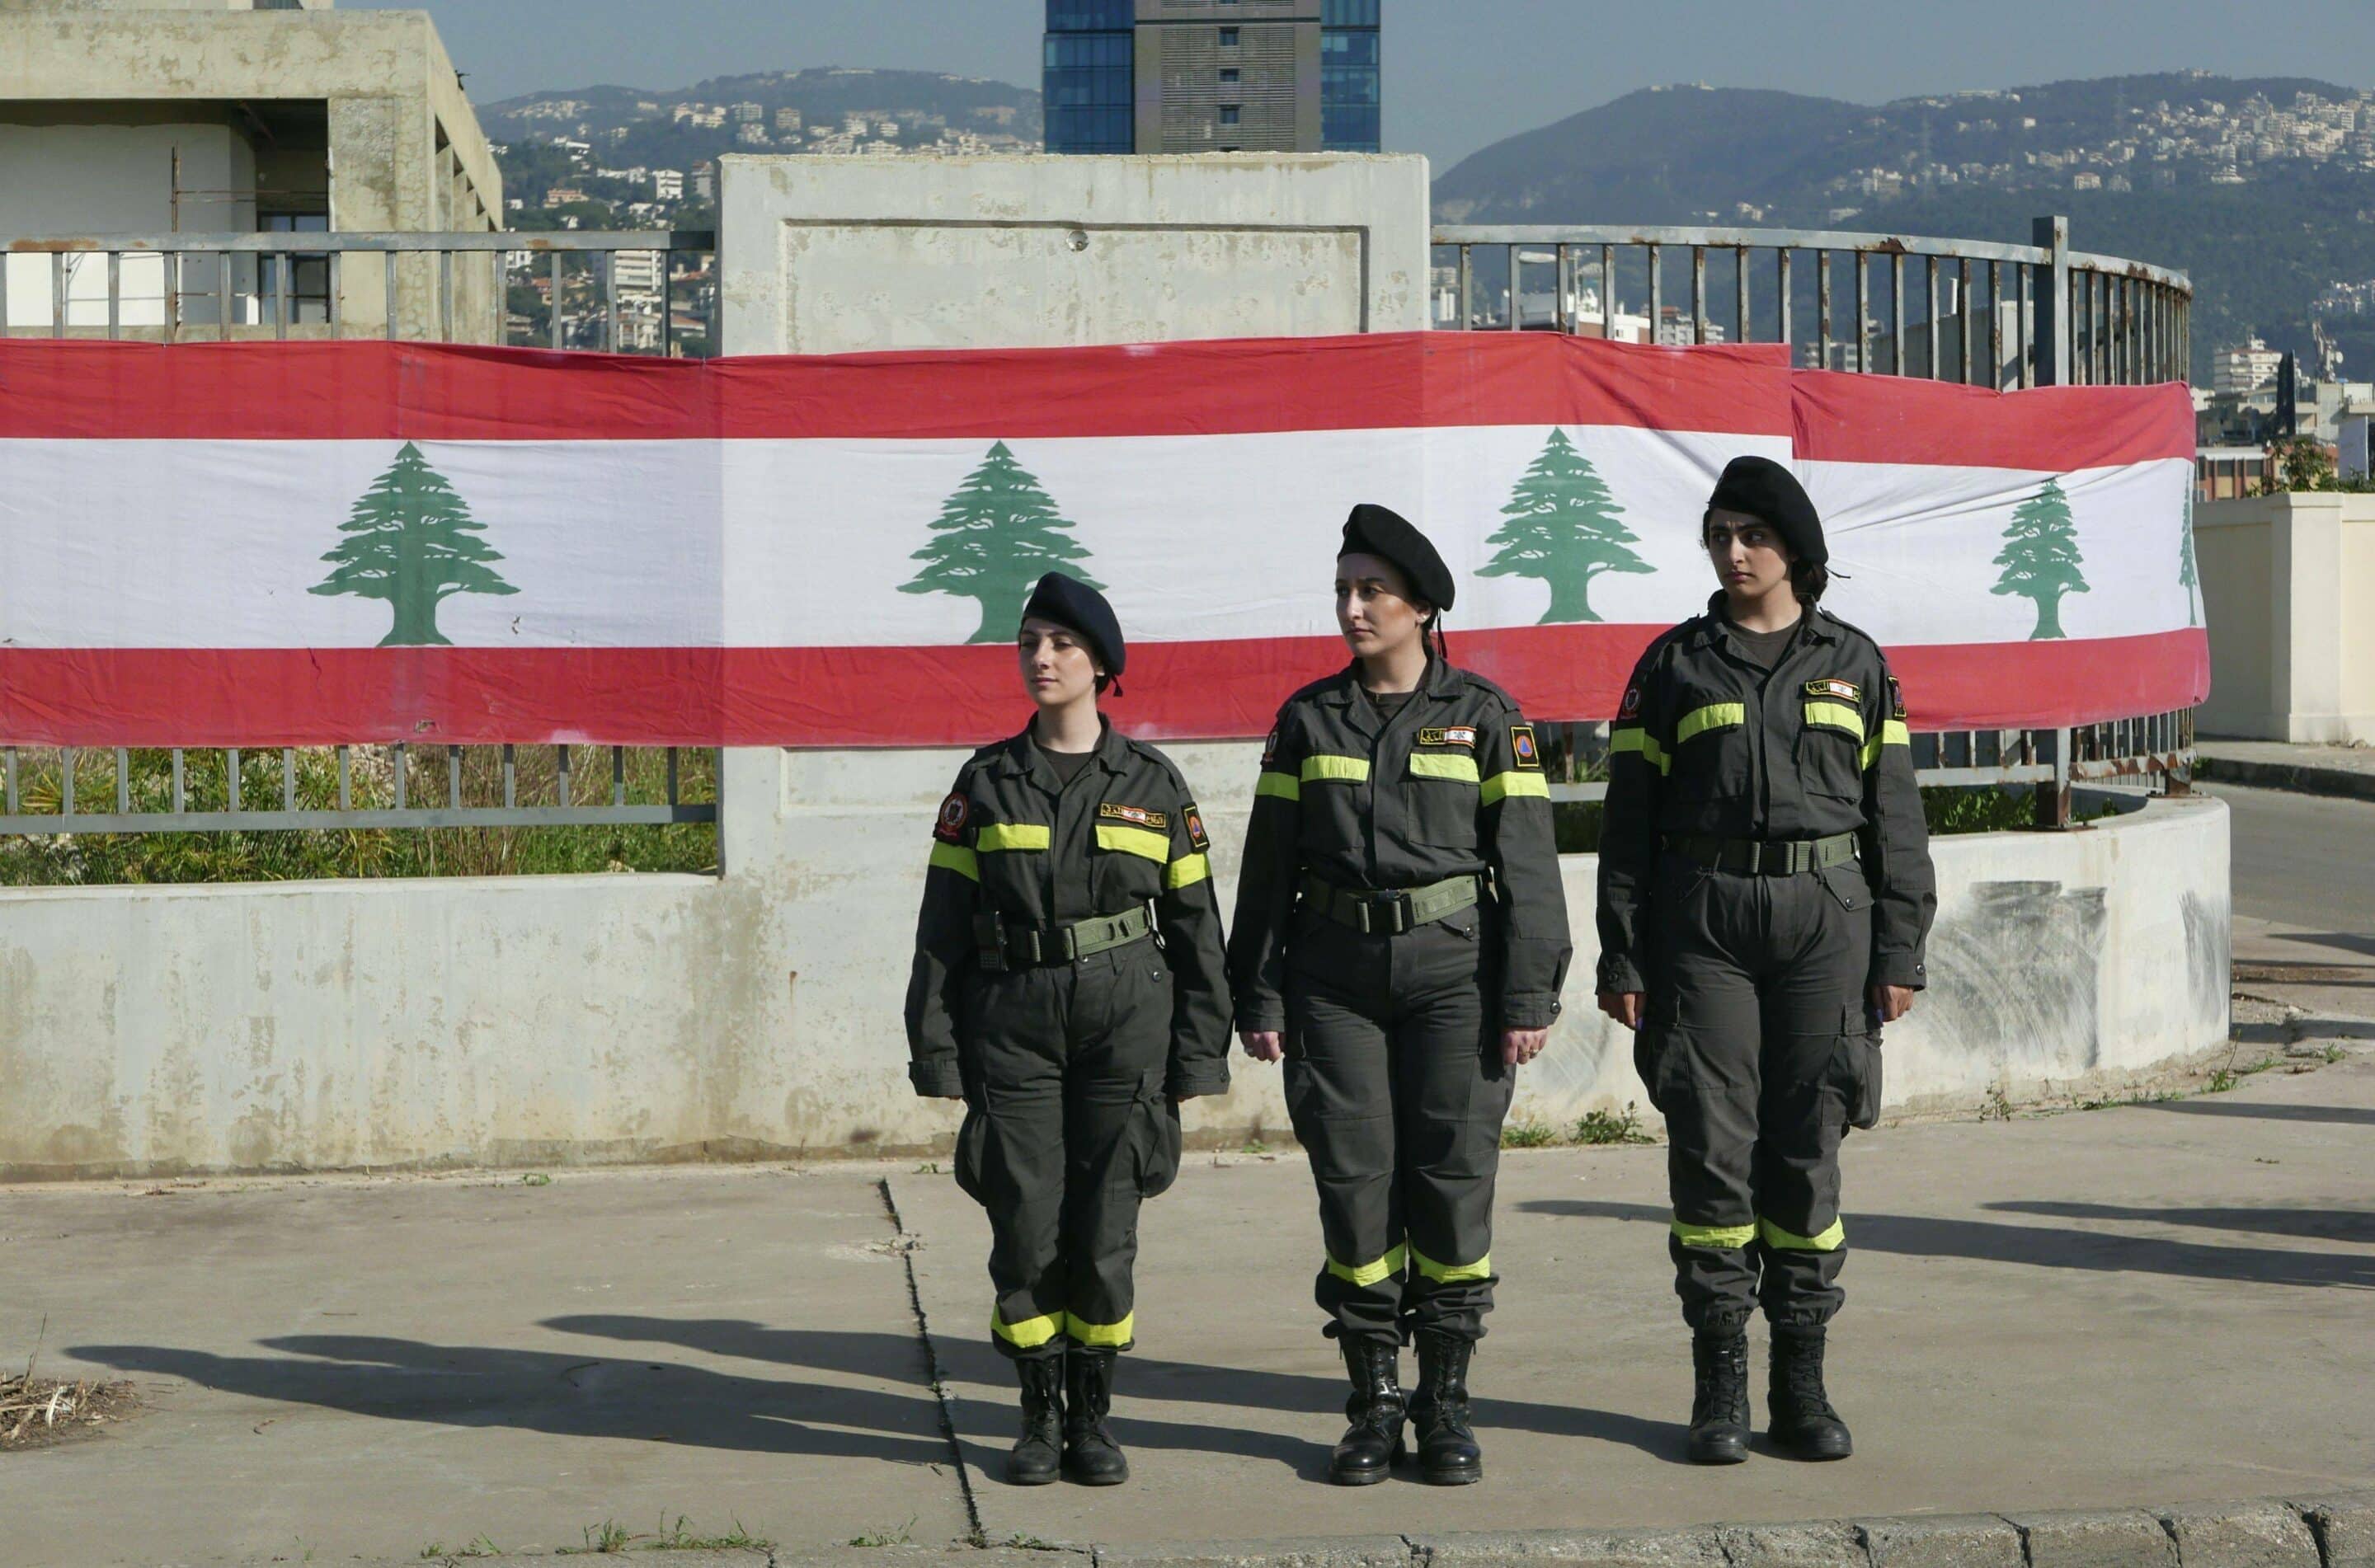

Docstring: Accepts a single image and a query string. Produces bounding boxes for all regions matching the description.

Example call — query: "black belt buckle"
[1359,890,1413,937]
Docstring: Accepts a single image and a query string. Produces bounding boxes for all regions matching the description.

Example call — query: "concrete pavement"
[2198,740,2375,803]
[5,1043,2370,1566]
[2200,779,2375,1023]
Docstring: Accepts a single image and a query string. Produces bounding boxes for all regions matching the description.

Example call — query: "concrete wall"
[0,5,501,340]
[0,792,2232,1178]
[2197,491,2375,743]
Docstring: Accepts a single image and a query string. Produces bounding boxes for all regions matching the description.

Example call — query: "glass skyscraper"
[1044,1,1380,155]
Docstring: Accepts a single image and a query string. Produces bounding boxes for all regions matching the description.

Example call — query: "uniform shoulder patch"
[1098,800,1169,831]
[1509,723,1542,770]
[1804,678,1862,703]
[1183,802,1211,852]
[1619,683,1644,720]
[1417,725,1479,749]
[1888,675,1907,722]
[933,791,971,844]
[1260,728,1281,767]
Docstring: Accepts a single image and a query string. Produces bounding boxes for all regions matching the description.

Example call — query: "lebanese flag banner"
[1792,369,2205,731]
[0,334,2197,747]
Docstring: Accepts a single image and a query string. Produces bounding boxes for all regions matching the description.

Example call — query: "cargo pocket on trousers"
[1132,1082,1183,1199]
[1634,1015,1686,1116]
[952,1102,990,1204]
[1830,1010,1884,1131]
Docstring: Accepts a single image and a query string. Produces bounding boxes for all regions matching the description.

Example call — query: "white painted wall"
[2197,491,2375,743]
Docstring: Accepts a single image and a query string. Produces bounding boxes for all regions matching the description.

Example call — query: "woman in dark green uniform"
[1596,457,1935,1465]
[905,570,1232,1488]
[1229,505,1573,1487]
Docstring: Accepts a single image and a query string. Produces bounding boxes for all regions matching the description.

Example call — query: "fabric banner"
[0,333,2202,747]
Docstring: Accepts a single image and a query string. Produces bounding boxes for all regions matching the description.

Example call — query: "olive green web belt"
[1299,872,1483,937]
[1662,832,1858,876]
[973,902,1155,970]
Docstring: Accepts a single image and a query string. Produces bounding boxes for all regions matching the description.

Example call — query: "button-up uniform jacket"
[905,721,1233,1101]
[1596,597,1937,996]
[1227,658,1573,1034]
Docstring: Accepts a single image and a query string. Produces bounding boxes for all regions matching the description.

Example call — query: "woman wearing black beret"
[1596,457,1935,1464]
[905,571,1233,1487]
[1228,505,1573,1486]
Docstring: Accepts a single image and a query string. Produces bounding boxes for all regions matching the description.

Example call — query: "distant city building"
[2215,336,2285,396]
[1044,0,1380,156]
[651,168,684,201]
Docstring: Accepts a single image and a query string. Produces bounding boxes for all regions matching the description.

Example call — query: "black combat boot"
[1686,1330,1751,1465]
[1408,1330,1483,1486]
[1061,1346,1130,1486]
[1328,1336,1406,1486]
[1767,1326,1853,1460]
[1007,1355,1064,1486]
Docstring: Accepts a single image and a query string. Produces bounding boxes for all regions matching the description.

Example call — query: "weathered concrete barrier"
[0,763,2227,1179]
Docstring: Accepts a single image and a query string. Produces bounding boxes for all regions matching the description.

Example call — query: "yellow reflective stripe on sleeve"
[1758,1216,1846,1251]
[1301,753,1371,785]
[1064,1311,1135,1347]
[1409,753,1481,784]
[1255,770,1301,801]
[1677,702,1747,745]
[1802,700,1865,742]
[1094,822,1171,862]
[1164,852,1211,890]
[1324,1242,1408,1288]
[928,842,980,881]
[976,823,1051,852]
[1479,770,1552,806]
[1670,1218,1757,1249]
[1860,718,1912,772]
[990,1308,1063,1349]
[1410,1245,1493,1284]
[1611,726,1671,775]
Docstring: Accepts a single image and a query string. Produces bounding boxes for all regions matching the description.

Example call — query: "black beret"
[1707,455,1826,567]
[1021,570,1125,677]
[1339,503,1456,613]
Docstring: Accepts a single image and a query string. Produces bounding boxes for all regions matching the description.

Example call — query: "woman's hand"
[1239,1030,1285,1063]
[1501,1027,1550,1067]
[1869,984,1916,1026]
[1597,990,1645,1030]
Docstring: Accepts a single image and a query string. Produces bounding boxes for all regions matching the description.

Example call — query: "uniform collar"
[995,715,1131,788]
[1318,655,1462,740]
[1695,592,1840,648]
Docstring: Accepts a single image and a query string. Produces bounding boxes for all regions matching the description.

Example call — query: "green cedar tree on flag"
[1991,475,2090,640]
[310,442,518,646]
[2180,489,2201,627]
[900,440,1101,643]
[1476,428,1653,623]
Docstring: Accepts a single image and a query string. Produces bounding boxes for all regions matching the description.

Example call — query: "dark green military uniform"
[1598,595,1935,1332]
[1229,657,1573,1345]
[907,721,1231,1360]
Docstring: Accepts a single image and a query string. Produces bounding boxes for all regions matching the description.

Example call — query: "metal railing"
[0,744,713,837]
[1430,218,2197,822]
[2,229,717,354]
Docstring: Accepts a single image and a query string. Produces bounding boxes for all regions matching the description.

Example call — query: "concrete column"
[2273,493,2347,742]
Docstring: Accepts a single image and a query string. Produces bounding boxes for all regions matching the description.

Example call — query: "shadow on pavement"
[67,1335,952,1465]
[1985,1200,2375,1243]
[1517,1200,2375,1289]
[542,1317,1689,1476]
[2138,1099,2375,1126]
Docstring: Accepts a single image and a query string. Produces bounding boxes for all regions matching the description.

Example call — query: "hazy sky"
[350,0,2375,173]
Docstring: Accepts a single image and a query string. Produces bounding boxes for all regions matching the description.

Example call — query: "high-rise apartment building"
[1045,0,1380,156]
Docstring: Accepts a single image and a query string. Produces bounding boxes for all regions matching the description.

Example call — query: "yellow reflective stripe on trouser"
[928,842,980,881]
[1255,770,1301,801]
[1677,702,1747,745]
[1671,1218,1757,1249]
[1611,725,1671,775]
[1759,1216,1846,1251]
[1301,753,1371,785]
[1409,753,1481,783]
[976,822,1051,852]
[1164,852,1211,890]
[1860,718,1911,771]
[1325,1242,1407,1288]
[990,1307,1063,1349]
[1802,700,1865,742]
[1410,1245,1492,1284]
[1095,822,1170,862]
[1064,1311,1135,1347]
[1479,770,1551,806]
